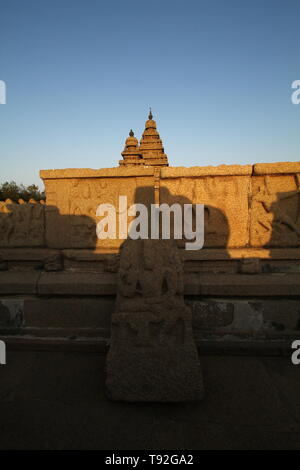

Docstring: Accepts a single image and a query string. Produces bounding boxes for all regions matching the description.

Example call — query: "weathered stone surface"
[24,298,114,328]
[250,174,300,247]
[0,299,23,327]
[161,164,253,177]
[253,162,300,175]
[184,273,300,296]
[62,250,119,273]
[37,272,116,296]
[106,239,204,402]
[160,175,250,247]
[238,258,262,274]
[189,300,234,328]
[0,272,39,294]
[0,200,45,247]
[39,162,300,252]
[0,248,62,271]
[189,298,300,340]
[40,167,155,178]
[43,175,154,249]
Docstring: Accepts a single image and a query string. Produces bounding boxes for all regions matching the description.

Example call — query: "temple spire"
[139,111,169,167]
[119,112,169,167]
[119,129,143,167]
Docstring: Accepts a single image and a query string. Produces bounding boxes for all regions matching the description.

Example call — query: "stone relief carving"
[160,176,248,247]
[106,238,204,402]
[44,177,155,249]
[251,174,300,247]
[0,200,45,247]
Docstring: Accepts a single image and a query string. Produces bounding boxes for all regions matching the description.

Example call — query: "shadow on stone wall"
[1,184,300,261]
[0,186,231,251]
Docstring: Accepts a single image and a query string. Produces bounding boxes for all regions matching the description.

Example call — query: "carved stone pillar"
[106,239,204,402]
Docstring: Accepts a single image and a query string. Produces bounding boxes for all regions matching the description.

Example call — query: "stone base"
[106,343,203,402]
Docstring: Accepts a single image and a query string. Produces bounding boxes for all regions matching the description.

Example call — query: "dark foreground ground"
[0,350,300,450]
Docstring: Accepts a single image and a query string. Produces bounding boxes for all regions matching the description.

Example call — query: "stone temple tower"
[139,109,169,166]
[119,110,169,167]
[119,129,143,167]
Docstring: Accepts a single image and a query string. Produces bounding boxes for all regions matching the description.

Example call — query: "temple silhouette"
[119,110,168,167]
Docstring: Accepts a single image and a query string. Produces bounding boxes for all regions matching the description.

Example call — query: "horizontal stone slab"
[188,298,300,333]
[0,334,293,356]
[40,167,155,179]
[183,248,300,260]
[0,271,300,296]
[0,248,60,261]
[6,327,110,338]
[24,298,114,327]
[160,165,253,178]
[0,272,40,294]
[253,162,300,175]
[185,273,300,296]
[37,272,116,295]
[0,298,24,327]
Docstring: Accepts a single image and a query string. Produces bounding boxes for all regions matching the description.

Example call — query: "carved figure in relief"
[253,175,300,238]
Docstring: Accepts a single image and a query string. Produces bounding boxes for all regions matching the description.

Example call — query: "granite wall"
[0,162,300,350]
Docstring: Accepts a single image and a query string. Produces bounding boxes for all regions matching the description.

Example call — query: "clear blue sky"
[0,0,299,189]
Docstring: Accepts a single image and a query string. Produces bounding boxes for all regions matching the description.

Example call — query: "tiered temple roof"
[119,129,143,167]
[119,111,169,167]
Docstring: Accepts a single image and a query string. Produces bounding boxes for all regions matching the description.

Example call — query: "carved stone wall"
[1,162,299,252]
[159,163,300,249]
[0,200,45,247]
[250,171,300,247]
[41,168,155,249]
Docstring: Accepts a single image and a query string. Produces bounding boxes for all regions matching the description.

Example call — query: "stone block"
[0,200,45,247]
[43,175,154,249]
[250,174,300,247]
[24,298,114,328]
[106,239,204,402]
[0,272,39,294]
[189,299,234,328]
[0,299,23,327]
[160,174,250,248]
[184,273,300,296]
[37,272,116,296]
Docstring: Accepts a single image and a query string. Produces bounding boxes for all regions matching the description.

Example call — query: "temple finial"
[148,107,153,120]
[129,129,134,136]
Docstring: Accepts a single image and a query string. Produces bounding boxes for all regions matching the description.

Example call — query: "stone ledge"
[183,248,300,260]
[0,248,60,261]
[0,272,300,296]
[253,161,300,175]
[185,273,300,296]
[0,335,292,355]
[62,247,300,261]
[0,272,40,294]
[37,272,116,295]
[40,167,155,179]
[160,165,253,178]
[24,297,114,327]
